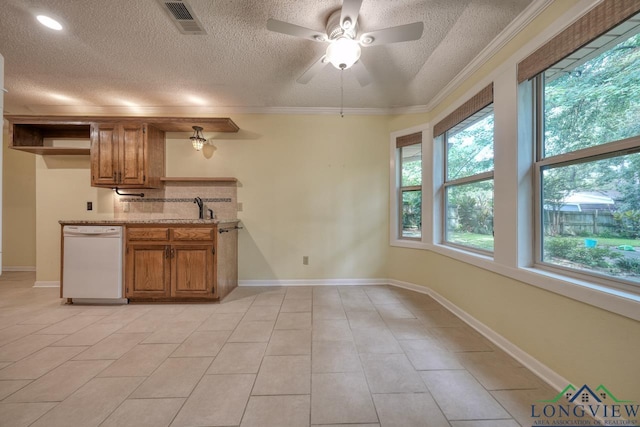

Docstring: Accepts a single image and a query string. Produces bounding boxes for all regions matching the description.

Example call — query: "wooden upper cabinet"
[91,123,119,186]
[120,124,145,186]
[90,122,165,189]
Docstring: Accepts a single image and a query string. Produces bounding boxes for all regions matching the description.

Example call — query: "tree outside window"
[538,30,640,287]
[444,106,495,252]
[399,142,422,239]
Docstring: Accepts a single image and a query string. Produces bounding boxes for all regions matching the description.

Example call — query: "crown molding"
[425,0,554,111]
[24,104,397,116]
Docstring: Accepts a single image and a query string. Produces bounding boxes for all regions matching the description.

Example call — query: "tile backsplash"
[114,181,237,220]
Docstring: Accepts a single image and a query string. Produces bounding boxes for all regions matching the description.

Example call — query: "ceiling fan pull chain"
[340,67,345,118]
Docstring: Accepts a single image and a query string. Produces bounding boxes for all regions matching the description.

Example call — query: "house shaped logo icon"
[568,384,602,404]
[532,384,638,427]
[540,383,632,404]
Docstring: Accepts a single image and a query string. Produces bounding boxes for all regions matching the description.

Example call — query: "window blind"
[433,83,493,137]
[517,0,640,83]
[396,132,422,148]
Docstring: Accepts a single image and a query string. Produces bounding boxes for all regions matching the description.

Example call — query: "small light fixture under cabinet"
[190,126,207,151]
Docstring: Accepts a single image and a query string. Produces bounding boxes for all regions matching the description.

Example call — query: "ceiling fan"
[266,0,424,86]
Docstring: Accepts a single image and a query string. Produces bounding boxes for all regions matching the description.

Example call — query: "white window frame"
[441,106,495,255]
[532,69,640,294]
[390,124,430,249]
[388,1,640,321]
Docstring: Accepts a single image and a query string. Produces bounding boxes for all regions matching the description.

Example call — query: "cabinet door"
[120,123,146,186]
[90,123,119,186]
[171,244,215,298]
[126,244,171,298]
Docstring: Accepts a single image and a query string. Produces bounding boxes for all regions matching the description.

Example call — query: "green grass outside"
[574,236,639,248]
[446,232,638,252]
[449,232,494,251]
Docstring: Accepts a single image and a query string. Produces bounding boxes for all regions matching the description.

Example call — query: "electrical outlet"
[237,202,243,212]
[86,201,93,211]
[303,256,309,265]
[123,202,130,212]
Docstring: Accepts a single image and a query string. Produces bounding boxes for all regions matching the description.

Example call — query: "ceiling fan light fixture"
[326,37,361,70]
[190,126,206,151]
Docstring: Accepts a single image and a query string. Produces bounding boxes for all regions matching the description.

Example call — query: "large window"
[534,18,640,290]
[436,86,495,253]
[397,132,422,239]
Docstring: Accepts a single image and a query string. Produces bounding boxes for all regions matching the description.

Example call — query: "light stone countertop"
[59,219,240,225]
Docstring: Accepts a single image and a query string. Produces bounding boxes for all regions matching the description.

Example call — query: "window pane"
[543,32,640,158]
[402,190,422,239]
[446,107,494,181]
[401,144,422,186]
[445,180,494,251]
[541,153,640,284]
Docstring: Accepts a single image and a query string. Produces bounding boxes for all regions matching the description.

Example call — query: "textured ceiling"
[0,0,534,115]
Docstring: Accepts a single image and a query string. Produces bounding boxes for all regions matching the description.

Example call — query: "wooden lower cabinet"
[127,244,171,298]
[125,224,237,302]
[172,244,215,298]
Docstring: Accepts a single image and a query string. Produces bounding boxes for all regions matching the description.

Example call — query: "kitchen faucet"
[194,197,204,219]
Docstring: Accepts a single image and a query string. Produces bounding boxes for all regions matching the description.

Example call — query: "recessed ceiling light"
[187,95,207,106]
[49,93,73,101]
[36,15,63,31]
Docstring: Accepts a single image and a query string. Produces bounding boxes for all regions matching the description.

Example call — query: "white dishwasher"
[62,225,126,303]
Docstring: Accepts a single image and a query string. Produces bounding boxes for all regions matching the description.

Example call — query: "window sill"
[390,239,430,250]
[395,241,640,321]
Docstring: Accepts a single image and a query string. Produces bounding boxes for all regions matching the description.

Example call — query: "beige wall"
[166,114,390,281]
[2,124,36,269]
[31,114,389,283]
[34,155,113,282]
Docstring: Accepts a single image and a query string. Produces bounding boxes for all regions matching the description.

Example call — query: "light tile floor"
[0,271,561,427]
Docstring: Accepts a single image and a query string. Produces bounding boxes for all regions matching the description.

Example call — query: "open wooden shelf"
[11,147,90,155]
[4,115,239,156]
[5,115,239,133]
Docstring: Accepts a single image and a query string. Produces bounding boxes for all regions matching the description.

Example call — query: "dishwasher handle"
[63,226,123,238]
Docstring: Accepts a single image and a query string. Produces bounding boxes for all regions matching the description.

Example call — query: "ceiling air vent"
[157,0,206,35]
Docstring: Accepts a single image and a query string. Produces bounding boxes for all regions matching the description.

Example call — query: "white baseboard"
[388,278,569,393]
[239,278,389,287]
[33,281,60,288]
[3,266,36,272]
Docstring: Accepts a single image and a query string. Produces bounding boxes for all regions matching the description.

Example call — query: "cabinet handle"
[113,172,117,182]
[170,248,175,258]
[165,246,170,259]
[118,171,122,183]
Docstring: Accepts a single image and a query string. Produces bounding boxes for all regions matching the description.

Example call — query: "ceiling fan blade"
[267,19,327,42]
[351,59,372,87]
[297,55,329,84]
[340,0,363,30]
[359,22,424,46]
